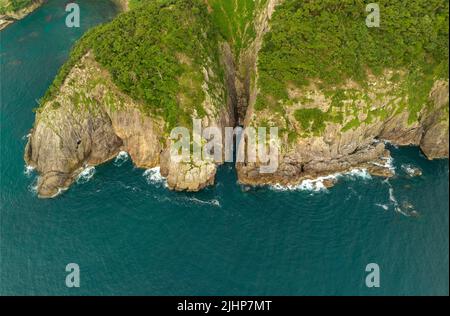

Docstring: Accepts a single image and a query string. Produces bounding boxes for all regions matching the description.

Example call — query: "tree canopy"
[256,0,449,127]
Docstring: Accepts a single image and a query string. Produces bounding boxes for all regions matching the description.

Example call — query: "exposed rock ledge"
[25,51,234,198]
[237,79,449,188]
[234,0,449,188]
[0,0,44,31]
[111,0,129,12]
[24,0,449,198]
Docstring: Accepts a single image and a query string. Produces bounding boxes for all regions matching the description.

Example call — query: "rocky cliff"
[0,0,44,30]
[238,74,449,187]
[25,0,234,197]
[25,0,449,197]
[236,0,449,187]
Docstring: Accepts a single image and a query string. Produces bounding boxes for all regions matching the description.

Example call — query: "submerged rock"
[401,164,423,177]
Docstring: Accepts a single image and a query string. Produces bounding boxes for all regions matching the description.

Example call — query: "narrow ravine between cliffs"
[22,0,449,198]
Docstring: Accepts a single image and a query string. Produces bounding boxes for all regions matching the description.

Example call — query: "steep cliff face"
[25,0,449,197]
[419,80,450,159]
[238,74,449,186]
[236,0,449,186]
[25,52,160,197]
[207,0,281,125]
[25,0,234,197]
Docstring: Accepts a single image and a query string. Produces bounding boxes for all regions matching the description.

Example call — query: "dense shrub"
[40,0,449,133]
[256,0,449,124]
[42,0,224,131]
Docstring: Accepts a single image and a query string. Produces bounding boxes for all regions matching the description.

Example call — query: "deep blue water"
[0,0,448,296]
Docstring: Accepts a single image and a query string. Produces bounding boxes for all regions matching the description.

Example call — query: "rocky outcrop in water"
[25,50,234,197]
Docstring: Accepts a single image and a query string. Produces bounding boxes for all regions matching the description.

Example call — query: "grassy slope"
[208,0,258,58]
[255,0,449,136]
[41,0,225,131]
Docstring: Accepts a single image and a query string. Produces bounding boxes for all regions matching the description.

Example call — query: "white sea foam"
[385,180,410,217]
[143,167,167,187]
[153,195,172,203]
[76,166,96,184]
[389,187,402,213]
[271,175,334,192]
[27,177,69,198]
[401,164,422,177]
[298,177,329,192]
[118,182,141,193]
[346,168,372,179]
[24,165,35,177]
[28,178,38,194]
[49,187,68,198]
[381,139,399,149]
[371,156,396,174]
[375,203,389,210]
[114,151,129,167]
[270,168,370,192]
[188,197,221,207]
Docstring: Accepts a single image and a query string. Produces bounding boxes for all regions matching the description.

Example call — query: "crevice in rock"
[220,43,239,127]
[226,0,282,127]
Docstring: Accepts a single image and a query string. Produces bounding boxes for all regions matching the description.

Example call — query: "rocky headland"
[24,0,449,198]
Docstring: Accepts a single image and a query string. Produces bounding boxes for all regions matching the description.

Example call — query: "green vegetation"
[41,0,225,131]
[208,0,266,57]
[294,108,329,135]
[128,0,148,9]
[342,118,361,132]
[0,0,34,14]
[256,0,449,131]
[39,0,448,137]
[292,90,351,135]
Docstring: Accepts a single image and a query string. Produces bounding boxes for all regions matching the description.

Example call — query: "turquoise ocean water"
[0,0,448,295]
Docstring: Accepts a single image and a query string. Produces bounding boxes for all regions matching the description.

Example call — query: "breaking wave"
[401,164,422,177]
[186,197,221,207]
[76,167,96,184]
[384,179,410,217]
[271,168,371,192]
[375,203,389,210]
[24,165,35,177]
[371,156,396,174]
[143,167,167,187]
[114,151,129,167]
[381,139,399,149]
[27,177,38,194]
